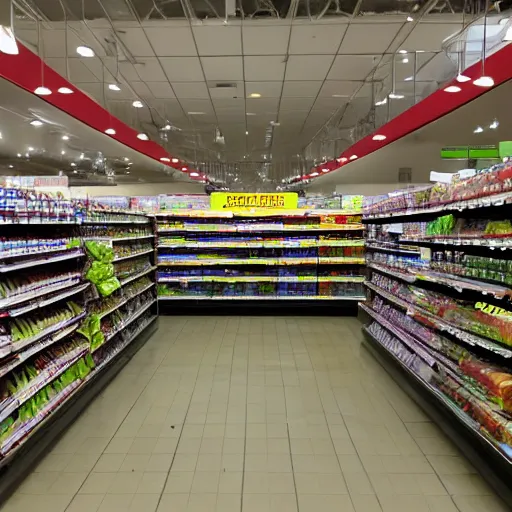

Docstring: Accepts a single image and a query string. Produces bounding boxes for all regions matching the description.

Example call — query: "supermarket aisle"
[3,316,509,512]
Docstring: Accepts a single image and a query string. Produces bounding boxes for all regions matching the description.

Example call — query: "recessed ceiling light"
[310,172,319,177]
[375,98,387,106]
[372,134,386,141]
[137,133,149,140]
[76,45,95,57]
[181,167,188,171]
[123,157,130,162]
[349,155,358,160]
[163,124,171,131]
[389,93,405,99]
[30,120,43,127]
[190,172,199,177]
[80,153,84,160]
[58,87,73,94]
[444,85,461,93]
[109,84,121,91]
[61,150,66,155]
[404,76,414,82]
[246,112,257,116]
[490,120,499,129]
[474,126,484,133]
[399,50,408,54]
[188,112,205,115]
[321,168,329,173]
[28,147,34,151]
[406,16,413,21]
[456,74,471,83]
[105,128,116,135]
[249,93,261,98]
[132,100,144,108]
[473,76,494,87]
[401,58,409,63]
[71,162,76,167]
[73,169,78,173]
[17,153,21,158]
[160,157,170,162]
[8,165,13,169]
[62,135,69,141]
[245,131,249,135]
[171,158,179,163]
[34,86,52,95]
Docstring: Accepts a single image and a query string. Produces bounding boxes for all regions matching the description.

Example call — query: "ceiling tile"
[279,97,316,111]
[134,57,167,81]
[145,27,197,56]
[192,26,242,56]
[118,61,142,82]
[131,81,153,99]
[208,82,245,99]
[339,24,401,54]
[319,80,362,97]
[285,55,334,81]
[172,82,209,99]
[328,55,380,80]
[246,82,283,98]
[242,26,290,55]
[69,60,101,82]
[244,56,286,82]
[201,57,243,81]
[147,82,175,98]
[179,99,215,115]
[281,81,322,97]
[160,57,204,82]
[117,28,154,57]
[403,23,462,51]
[312,97,348,111]
[289,24,347,55]
[212,97,245,109]
[246,98,279,113]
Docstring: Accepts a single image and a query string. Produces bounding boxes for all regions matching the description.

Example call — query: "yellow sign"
[210,192,298,210]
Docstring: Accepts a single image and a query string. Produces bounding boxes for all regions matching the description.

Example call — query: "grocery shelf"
[157,240,364,249]
[157,225,363,233]
[318,257,365,264]
[113,248,154,262]
[365,281,512,358]
[119,266,157,286]
[399,237,512,249]
[0,346,88,425]
[112,234,155,242]
[98,282,155,319]
[157,275,365,283]
[0,249,84,273]
[366,244,420,256]
[159,295,365,301]
[367,262,512,300]
[82,220,149,225]
[157,258,318,266]
[0,245,79,260]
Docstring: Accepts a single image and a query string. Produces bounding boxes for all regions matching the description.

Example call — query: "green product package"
[96,276,121,297]
[85,240,114,263]
[86,261,114,285]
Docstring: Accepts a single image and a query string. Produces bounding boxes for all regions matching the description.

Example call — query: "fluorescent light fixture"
[399,50,408,54]
[444,85,461,92]
[406,16,413,21]
[109,84,121,91]
[473,76,494,87]
[160,157,170,162]
[310,172,319,177]
[349,155,358,160]
[332,94,348,98]
[321,168,329,173]
[8,165,13,169]
[34,86,51,95]
[30,120,43,127]
[181,167,188,171]
[61,150,65,155]
[187,111,205,115]
[171,158,179,163]
[402,58,409,63]
[132,100,144,108]
[270,121,280,126]
[76,45,94,57]
[490,120,499,129]
[375,98,387,106]
[137,132,149,140]
[372,134,386,141]
[245,131,249,135]
[62,135,69,141]
[474,126,484,133]
[58,87,73,94]
[456,74,471,83]
[389,93,405,99]
[123,157,129,161]
[246,112,256,116]
[190,172,199,177]
[28,147,34,151]
[105,128,116,135]
[71,163,76,167]
[249,93,261,98]
[17,153,21,157]
[404,76,414,82]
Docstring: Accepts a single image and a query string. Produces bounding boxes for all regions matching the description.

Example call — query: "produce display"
[156,211,365,300]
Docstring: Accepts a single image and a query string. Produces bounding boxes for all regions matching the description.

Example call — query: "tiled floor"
[3,316,510,512]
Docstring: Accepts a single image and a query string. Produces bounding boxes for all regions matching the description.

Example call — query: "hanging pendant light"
[0,1,18,55]
[473,0,494,88]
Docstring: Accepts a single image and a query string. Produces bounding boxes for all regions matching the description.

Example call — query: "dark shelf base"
[361,324,512,507]
[0,317,159,505]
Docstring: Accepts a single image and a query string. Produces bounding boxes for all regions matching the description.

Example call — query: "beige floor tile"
[129,493,161,512]
[452,494,511,512]
[137,472,167,494]
[216,493,241,512]
[440,474,494,496]
[350,494,383,512]
[94,453,126,472]
[66,493,105,512]
[297,494,355,512]
[98,493,134,512]
[188,492,217,511]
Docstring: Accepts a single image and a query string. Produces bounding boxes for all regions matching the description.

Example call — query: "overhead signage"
[441,146,499,160]
[210,192,298,210]
[0,176,69,188]
[499,141,512,158]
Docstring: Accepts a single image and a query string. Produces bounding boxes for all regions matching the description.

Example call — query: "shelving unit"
[155,210,366,303]
[0,190,158,492]
[361,169,512,500]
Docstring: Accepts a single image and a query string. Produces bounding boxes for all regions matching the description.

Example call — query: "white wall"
[71,181,205,197]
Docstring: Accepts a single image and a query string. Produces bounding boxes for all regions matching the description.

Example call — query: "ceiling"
[308,76,512,191]
[11,0,484,169]
[0,75,201,187]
